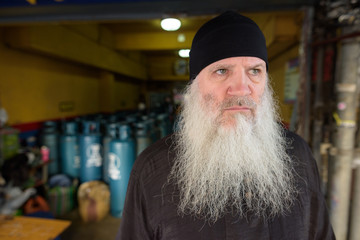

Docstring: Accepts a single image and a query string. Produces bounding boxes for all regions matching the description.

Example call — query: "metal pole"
[350,164,360,240]
[297,7,313,141]
[312,45,324,178]
[329,26,360,240]
[349,32,360,240]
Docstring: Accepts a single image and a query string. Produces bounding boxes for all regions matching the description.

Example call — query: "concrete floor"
[58,209,122,240]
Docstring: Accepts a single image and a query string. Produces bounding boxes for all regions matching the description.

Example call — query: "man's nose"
[226,72,251,96]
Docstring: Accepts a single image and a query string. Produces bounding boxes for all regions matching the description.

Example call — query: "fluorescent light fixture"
[161,18,181,31]
[178,49,190,58]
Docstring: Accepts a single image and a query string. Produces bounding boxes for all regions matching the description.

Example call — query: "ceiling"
[0,0,317,23]
[100,10,304,81]
[0,0,313,81]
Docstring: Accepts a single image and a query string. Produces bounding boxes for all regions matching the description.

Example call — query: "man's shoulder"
[283,129,311,153]
[131,134,175,182]
[283,129,321,188]
[283,129,306,144]
[283,129,316,169]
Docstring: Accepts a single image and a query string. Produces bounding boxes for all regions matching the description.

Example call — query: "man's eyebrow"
[208,64,235,72]
[248,63,266,69]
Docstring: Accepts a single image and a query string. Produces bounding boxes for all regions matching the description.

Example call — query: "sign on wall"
[283,58,300,104]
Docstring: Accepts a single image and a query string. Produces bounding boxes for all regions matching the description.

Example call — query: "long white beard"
[169,79,296,223]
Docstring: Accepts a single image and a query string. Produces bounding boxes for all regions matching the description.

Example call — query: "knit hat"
[189,11,268,80]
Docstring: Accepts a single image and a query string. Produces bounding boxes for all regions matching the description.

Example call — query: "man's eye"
[250,69,260,75]
[215,69,227,75]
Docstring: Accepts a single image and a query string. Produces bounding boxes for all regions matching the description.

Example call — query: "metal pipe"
[348,30,360,240]
[329,26,360,240]
[297,7,314,141]
[312,45,325,183]
[312,31,360,47]
[350,166,360,240]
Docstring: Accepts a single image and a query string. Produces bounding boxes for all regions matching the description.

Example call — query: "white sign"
[86,144,102,167]
[108,153,121,180]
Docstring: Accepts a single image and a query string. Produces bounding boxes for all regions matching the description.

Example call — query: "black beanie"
[189,11,268,80]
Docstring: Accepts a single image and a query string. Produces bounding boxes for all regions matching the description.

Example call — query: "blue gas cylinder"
[60,121,80,178]
[165,113,174,136]
[79,121,102,183]
[147,117,160,143]
[156,114,167,138]
[41,121,60,176]
[109,124,136,218]
[135,121,151,156]
[102,122,117,183]
[125,115,137,126]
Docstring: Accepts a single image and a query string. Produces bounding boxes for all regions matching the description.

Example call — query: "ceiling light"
[178,49,190,58]
[177,33,186,42]
[161,18,181,31]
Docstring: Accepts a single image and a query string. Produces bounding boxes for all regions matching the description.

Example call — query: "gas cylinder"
[79,121,102,183]
[41,121,60,176]
[157,113,168,138]
[147,117,160,143]
[108,124,136,218]
[102,122,117,183]
[125,115,137,127]
[135,121,151,156]
[60,121,80,178]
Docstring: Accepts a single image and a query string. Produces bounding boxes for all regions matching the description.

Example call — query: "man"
[117,11,335,239]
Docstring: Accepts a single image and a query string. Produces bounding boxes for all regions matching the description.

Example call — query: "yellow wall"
[98,71,140,112]
[113,80,140,110]
[0,21,298,126]
[269,45,299,125]
[0,29,140,125]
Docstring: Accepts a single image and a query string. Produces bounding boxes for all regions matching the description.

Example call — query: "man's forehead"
[207,56,266,69]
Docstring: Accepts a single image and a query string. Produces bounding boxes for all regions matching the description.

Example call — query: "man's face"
[196,56,267,128]
[171,60,295,222]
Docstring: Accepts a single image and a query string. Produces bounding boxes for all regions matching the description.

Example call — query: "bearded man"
[117,11,335,240]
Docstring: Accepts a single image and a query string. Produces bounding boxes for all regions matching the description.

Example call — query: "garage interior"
[0,0,360,239]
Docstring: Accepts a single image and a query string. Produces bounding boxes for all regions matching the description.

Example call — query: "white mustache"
[220,97,257,110]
